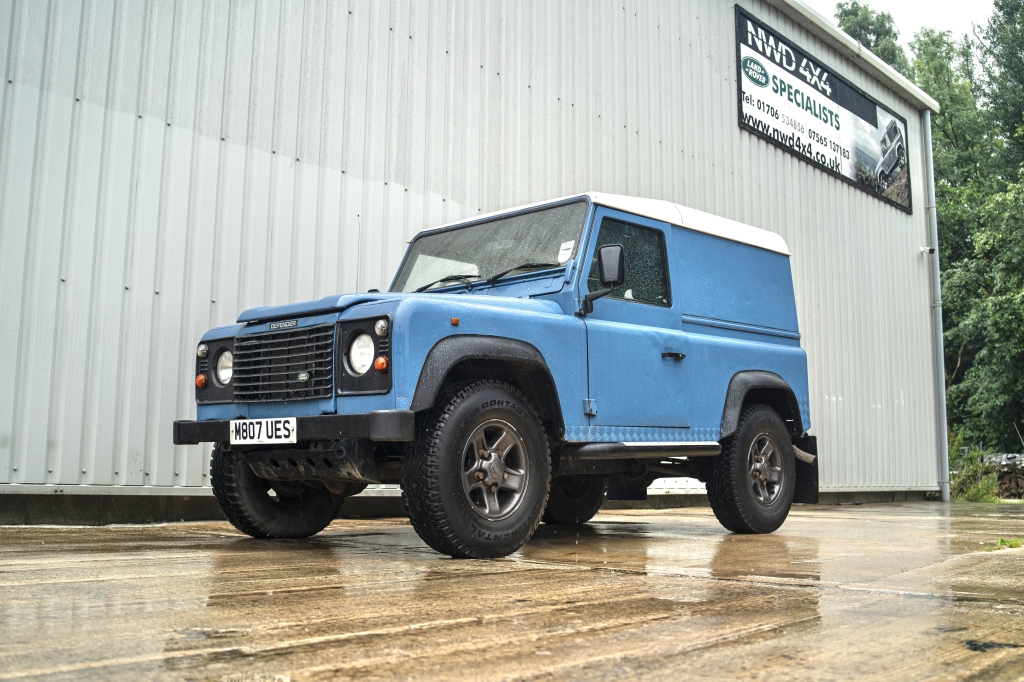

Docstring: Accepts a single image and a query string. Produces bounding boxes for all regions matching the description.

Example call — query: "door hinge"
[583,399,598,417]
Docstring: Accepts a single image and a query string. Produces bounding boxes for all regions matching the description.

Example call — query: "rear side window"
[587,218,671,306]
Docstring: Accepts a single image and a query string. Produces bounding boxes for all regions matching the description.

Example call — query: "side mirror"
[581,244,626,315]
[597,244,626,287]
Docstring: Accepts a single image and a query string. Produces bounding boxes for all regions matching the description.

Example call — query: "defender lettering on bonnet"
[174,192,814,560]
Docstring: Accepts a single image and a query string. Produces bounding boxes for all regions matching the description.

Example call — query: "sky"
[800,0,995,46]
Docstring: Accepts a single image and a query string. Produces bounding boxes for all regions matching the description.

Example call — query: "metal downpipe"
[922,109,951,502]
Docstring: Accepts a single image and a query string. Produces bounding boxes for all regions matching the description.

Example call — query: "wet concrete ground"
[2,503,1023,681]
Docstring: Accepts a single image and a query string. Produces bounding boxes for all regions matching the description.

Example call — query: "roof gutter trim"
[766,0,940,114]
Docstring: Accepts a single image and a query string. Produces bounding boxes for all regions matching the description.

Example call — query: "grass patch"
[949,429,1001,503]
[984,538,1023,551]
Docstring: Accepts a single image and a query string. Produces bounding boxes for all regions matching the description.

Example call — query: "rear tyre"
[543,476,605,525]
[210,443,345,538]
[401,380,551,558]
[706,405,795,534]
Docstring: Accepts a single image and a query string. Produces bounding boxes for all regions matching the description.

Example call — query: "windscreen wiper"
[486,262,562,286]
[414,274,480,293]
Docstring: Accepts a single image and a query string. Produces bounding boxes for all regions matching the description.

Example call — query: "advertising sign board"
[735,6,912,213]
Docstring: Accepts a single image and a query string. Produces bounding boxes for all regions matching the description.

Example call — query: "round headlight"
[348,333,375,375]
[216,350,233,384]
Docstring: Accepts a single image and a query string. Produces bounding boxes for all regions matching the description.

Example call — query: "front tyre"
[402,380,551,558]
[210,443,345,538]
[543,476,605,525]
[706,405,795,534]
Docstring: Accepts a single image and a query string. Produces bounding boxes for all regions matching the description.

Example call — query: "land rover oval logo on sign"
[741,57,769,87]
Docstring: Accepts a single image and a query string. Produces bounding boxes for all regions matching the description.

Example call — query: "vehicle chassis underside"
[230,438,715,502]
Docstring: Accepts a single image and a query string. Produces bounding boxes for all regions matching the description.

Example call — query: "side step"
[565,441,722,460]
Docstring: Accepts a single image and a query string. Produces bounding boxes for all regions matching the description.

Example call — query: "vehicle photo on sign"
[735,5,912,213]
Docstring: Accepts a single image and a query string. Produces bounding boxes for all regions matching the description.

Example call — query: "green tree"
[910,29,1000,266]
[978,0,1024,177]
[943,183,1024,452]
[908,18,1024,453]
[835,1,911,76]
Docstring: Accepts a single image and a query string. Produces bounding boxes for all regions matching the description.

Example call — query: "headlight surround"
[348,333,375,376]
[216,350,233,385]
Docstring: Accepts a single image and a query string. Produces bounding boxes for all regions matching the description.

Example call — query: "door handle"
[661,352,685,360]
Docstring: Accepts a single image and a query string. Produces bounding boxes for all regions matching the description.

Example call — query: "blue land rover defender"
[173,193,817,558]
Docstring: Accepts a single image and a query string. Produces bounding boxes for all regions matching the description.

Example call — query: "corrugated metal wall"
[0,0,939,492]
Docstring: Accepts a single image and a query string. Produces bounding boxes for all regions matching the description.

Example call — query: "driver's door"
[579,209,690,430]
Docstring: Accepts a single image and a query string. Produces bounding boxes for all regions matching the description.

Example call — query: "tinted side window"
[587,218,670,306]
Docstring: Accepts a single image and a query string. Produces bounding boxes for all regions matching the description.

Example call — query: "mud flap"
[792,434,819,504]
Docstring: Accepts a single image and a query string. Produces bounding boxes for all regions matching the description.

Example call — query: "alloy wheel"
[461,419,529,520]
[747,433,784,506]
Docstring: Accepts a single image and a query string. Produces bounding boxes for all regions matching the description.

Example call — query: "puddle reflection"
[523,522,656,568]
[708,533,821,582]
[204,537,343,609]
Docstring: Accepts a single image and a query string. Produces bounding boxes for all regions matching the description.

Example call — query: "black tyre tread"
[401,380,550,558]
[706,404,791,534]
[705,437,744,533]
[211,444,268,538]
[210,443,342,539]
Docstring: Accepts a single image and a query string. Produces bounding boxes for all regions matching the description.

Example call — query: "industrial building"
[0,0,945,513]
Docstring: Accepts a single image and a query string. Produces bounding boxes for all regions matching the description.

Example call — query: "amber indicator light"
[451,317,460,326]
[195,373,208,389]
[374,356,389,372]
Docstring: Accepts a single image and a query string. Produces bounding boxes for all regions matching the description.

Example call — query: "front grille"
[233,324,334,402]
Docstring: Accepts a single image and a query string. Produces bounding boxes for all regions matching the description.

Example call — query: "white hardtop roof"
[587,192,791,256]
[426,193,791,256]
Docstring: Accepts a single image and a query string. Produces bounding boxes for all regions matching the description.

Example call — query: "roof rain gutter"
[922,110,950,502]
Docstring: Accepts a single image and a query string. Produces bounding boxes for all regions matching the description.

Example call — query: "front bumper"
[172,410,415,445]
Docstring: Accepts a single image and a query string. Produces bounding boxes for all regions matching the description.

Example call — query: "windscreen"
[391,201,588,292]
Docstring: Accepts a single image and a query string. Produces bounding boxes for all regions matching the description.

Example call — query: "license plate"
[229,418,297,445]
